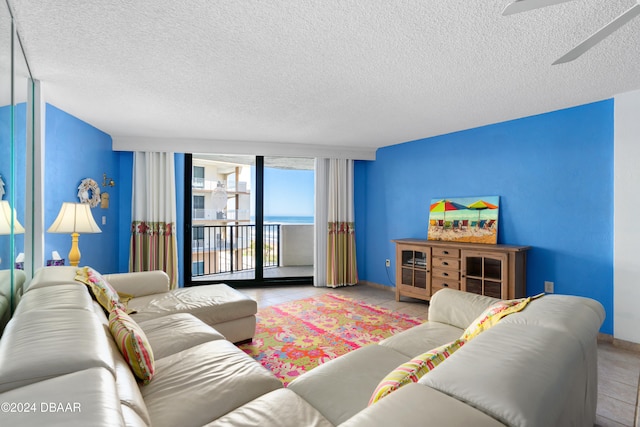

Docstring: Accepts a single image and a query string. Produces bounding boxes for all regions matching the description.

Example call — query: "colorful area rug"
[239,293,423,386]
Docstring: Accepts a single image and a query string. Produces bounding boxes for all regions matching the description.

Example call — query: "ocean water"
[429,210,498,222]
[261,216,314,224]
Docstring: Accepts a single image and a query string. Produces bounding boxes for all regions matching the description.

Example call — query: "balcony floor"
[192,265,313,282]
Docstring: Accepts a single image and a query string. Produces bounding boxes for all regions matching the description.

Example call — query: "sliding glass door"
[263,156,314,280]
[185,154,314,286]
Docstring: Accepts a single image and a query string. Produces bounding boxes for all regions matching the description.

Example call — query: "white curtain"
[130,152,179,288]
[314,158,358,288]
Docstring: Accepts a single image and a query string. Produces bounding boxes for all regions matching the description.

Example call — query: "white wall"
[614,89,640,343]
[280,224,313,266]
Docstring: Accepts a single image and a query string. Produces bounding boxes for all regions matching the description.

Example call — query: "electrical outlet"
[385,259,391,267]
[544,281,554,293]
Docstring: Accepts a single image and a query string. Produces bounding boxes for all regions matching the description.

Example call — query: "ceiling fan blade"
[553,4,640,64]
[502,0,577,16]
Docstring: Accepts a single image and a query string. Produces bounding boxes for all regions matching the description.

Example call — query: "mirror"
[14,7,30,276]
[13,5,30,310]
[0,1,14,326]
[0,2,32,330]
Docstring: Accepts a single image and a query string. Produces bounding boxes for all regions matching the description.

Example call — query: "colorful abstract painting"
[238,293,423,386]
[428,196,500,244]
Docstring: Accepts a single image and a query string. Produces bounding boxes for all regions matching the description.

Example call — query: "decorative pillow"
[368,339,465,406]
[109,307,155,384]
[75,267,134,313]
[461,296,533,341]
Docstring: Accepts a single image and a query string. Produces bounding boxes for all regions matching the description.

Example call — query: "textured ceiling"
[8,0,640,154]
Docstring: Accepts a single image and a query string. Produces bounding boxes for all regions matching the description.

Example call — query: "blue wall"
[355,100,614,334]
[117,152,133,274]
[43,107,186,282]
[45,104,120,273]
[0,103,27,266]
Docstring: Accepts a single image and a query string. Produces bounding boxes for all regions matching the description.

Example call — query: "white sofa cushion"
[205,389,333,427]
[141,340,282,427]
[0,295,9,333]
[427,289,500,330]
[500,294,605,349]
[107,338,152,426]
[12,284,94,317]
[137,313,225,359]
[128,284,257,326]
[420,323,585,427]
[104,271,170,297]
[204,315,257,344]
[341,383,505,427]
[378,320,462,357]
[25,266,82,291]
[0,268,25,299]
[0,309,115,393]
[0,368,124,427]
[287,344,410,425]
[121,405,149,427]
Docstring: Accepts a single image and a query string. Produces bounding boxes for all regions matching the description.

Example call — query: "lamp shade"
[47,202,102,234]
[0,200,25,235]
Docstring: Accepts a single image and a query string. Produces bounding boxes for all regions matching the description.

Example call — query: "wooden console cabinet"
[393,239,530,302]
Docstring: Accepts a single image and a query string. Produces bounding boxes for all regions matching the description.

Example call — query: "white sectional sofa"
[0,269,25,333]
[0,266,605,426]
[24,266,258,343]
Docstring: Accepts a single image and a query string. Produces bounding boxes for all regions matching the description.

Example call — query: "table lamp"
[0,201,25,235]
[47,202,101,266]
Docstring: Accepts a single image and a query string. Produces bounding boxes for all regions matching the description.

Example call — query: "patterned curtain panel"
[315,158,358,288]
[129,221,177,286]
[327,220,358,287]
[130,152,179,288]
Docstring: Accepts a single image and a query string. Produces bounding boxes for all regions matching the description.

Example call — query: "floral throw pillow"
[461,296,535,342]
[109,307,155,384]
[75,266,135,313]
[75,266,122,312]
[369,339,465,405]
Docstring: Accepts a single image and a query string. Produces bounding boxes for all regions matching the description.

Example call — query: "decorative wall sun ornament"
[77,178,101,208]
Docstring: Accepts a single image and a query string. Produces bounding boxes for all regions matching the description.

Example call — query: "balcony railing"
[192,178,248,192]
[191,224,280,277]
[192,177,205,188]
[193,209,251,221]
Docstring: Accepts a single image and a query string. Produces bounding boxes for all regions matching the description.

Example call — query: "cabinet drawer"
[432,277,461,291]
[432,248,460,258]
[432,268,460,280]
[432,257,460,269]
[398,284,430,299]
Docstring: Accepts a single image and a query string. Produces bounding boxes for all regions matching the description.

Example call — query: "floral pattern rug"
[238,293,424,386]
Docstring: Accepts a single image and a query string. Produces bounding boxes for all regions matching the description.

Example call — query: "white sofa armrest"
[103,271,170,297]
[428,289,500,330]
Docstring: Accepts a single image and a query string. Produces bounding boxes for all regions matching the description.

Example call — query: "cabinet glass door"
[401,249,428,289]
[462,251,507,299]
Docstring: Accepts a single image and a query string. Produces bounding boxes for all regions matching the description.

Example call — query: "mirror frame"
[3,1,34,315]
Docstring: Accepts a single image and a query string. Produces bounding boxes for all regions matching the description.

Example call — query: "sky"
[261,167,314,217]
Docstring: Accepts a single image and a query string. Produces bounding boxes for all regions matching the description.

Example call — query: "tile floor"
[238,283,640,427]
[194,265,314,282]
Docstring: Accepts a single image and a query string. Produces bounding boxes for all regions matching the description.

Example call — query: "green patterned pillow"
[461,296,537,341]
[369,339,465,405]
[109,307,155,384]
